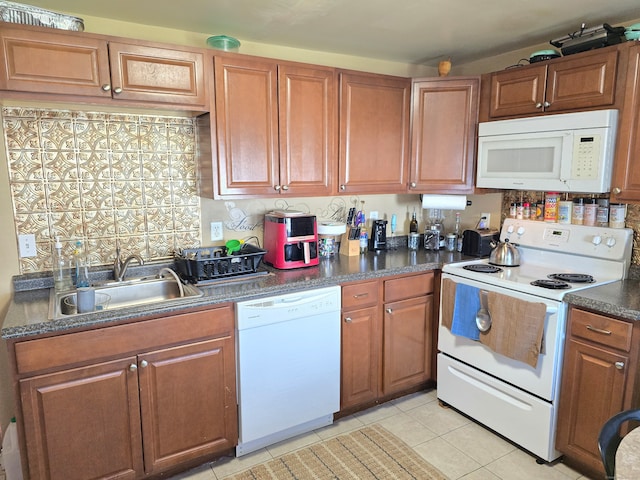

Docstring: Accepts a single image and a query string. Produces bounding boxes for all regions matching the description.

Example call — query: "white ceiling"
[22,0,640,66]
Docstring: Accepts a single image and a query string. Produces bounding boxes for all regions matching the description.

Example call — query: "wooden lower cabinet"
[340,272,435,411]
[556,306,640,478]
[13,305,237,480]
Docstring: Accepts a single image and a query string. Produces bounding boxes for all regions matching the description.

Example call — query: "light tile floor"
[171,389,598,480]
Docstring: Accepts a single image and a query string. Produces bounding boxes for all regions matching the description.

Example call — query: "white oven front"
[437,272,567,462]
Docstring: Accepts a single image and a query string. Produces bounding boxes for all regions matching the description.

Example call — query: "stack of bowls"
[625,24,640,41]
[206,35,241,52]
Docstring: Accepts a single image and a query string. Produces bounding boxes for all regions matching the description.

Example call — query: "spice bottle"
[558,195,572,224]
[609,203,626,228]
[596,199,609,227]
[584,197,598,226]
[571,197,584,225]
[544,192,559,222]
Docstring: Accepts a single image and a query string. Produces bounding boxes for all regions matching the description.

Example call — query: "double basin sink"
[49,275,204,319]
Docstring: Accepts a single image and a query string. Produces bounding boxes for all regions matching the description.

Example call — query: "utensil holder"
[339,234,360,256]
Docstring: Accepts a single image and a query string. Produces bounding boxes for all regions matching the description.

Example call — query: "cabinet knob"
[535,103,543,109]
[344,317,352,323]
[615,361,625,370]
[410,182,416,188]
[140,360,148,368]
[386,308,393,314]
[612,187,622,195]
[113,87,123,94]
[129,363,137,372]
[281,185,289,191]
[543,101,551,108]
[101,84,111,92]
[274,185,281,191]
[340,185,346,191]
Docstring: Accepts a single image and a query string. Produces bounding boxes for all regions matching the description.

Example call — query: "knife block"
[339,234,360,256]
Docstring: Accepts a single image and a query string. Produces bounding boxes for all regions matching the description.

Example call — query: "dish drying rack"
[174,244,267,284]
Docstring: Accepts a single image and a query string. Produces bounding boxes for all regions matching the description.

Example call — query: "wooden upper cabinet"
[409,77,479,193]
[487,47,620,118]
[0,24,111,97]
[107,42,207,107]
[213,55,336,197]
[278,63,336,196]
[0,24,207,109]
[612,43,640,202]
[338,71,411,194]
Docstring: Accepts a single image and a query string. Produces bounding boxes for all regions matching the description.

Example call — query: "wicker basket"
[174,244,267,283]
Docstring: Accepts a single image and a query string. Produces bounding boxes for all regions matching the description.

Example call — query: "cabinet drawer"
[14,305,234,375]
[342,281,379,310]
[570,308,632,352]
[384,272,434,303]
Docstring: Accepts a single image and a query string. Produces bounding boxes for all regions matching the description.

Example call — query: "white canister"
[609,203,627,228]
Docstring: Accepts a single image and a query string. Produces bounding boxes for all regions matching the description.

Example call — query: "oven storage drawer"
[569,308,632,352]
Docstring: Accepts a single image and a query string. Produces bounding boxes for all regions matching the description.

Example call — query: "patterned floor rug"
[225,424,448,479]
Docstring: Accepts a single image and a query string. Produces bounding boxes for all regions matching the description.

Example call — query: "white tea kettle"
[489,238,520,266]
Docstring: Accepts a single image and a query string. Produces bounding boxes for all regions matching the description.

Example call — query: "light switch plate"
[210,222,223,241]
[18,234,37,257]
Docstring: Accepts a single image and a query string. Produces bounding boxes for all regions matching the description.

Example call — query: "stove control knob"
[592,235,602,245]
[506,225,514,234]
[606,237,617,248]
[517,226,525,236]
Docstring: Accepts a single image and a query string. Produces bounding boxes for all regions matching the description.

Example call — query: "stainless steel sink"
[49,277,203,319]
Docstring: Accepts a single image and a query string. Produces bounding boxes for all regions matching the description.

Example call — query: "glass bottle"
[53,237,73,292]
[73,240,90,287]
[409,209,418,233]
[453,212,462,252]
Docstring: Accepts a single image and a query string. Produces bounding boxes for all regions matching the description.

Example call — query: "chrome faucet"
[113,246,145,282]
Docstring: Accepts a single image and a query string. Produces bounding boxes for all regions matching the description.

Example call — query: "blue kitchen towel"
[451,283,481,341]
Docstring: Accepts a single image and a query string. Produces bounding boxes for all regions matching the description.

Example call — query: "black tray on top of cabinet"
[174,244,267,283]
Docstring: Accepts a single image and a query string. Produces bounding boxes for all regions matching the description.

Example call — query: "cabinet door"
[278,63,337,196]
[214,56,279,196]
[338,72,410,193]
[382,295,433,395]
[410,77,479,193]
[556,339,628,475]
[612,43,640,201]
[341,306,380,409]
[545,48,618,113]
[107,42,207,107]
[20,357,142,480]
[0,25,111,97]
[488,65,546,118]
[138,336,237,474]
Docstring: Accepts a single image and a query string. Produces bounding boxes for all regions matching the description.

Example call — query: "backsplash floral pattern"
[3,107,200,274]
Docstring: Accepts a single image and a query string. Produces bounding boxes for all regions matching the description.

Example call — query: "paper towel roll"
[421,194,467,210]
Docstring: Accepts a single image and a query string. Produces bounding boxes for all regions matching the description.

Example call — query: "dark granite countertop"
[2,248,464,340]
[565,278,640,321]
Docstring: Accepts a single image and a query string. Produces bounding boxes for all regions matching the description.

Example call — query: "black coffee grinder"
[369,219,388,251]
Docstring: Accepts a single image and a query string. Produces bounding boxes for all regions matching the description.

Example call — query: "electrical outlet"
[369,211,379,220]
[480,213,491,229]
[210,222,224,241]
[18,234,37,257]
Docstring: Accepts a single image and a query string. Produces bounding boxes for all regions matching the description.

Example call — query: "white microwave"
[476,109,618,192]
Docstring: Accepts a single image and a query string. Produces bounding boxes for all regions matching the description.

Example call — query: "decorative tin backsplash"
[3,107,201,274]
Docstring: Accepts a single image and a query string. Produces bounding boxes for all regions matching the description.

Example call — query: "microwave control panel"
[571,134,601,179]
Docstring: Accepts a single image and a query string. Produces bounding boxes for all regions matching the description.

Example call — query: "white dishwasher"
[235,285,341,456]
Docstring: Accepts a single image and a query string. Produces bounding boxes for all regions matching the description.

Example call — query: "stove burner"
[463,264,503,274]
[531,279,571,289]
[547,273,595,284]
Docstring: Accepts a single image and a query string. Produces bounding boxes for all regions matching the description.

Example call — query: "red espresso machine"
[263,210,319,269]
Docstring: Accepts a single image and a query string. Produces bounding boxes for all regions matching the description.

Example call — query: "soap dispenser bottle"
[53,237,73,292]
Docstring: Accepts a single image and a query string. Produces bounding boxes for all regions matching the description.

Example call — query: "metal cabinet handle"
[615,361,625,370]
[139,360,148,368]
[101,84,111,92]
[129,363,137,372]
[386,308,393,314]
[281,185,289,191]
[410,182,416,188]
[113,87,123,94]
[535,102,543,109]
[344,317,352,323]
[353,293,369,298]
[543,101,551,108]
[274,185,281,191]
[340,185,346,190]
[612,187,622,195]
[586,325,612,335]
